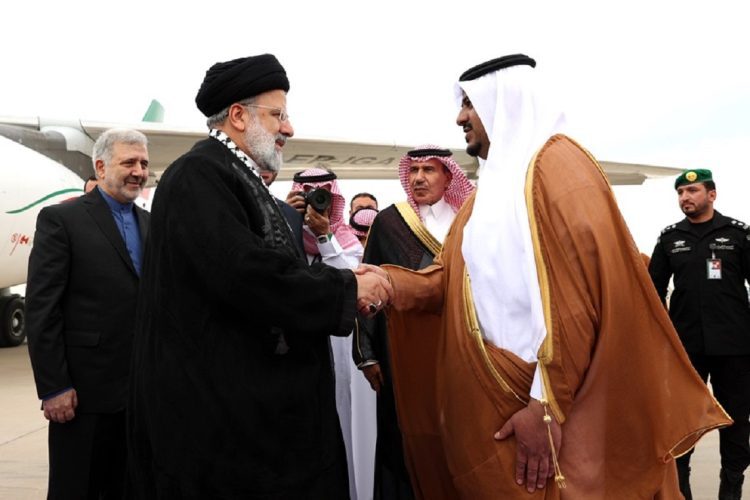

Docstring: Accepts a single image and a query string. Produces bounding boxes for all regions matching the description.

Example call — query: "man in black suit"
[26,128,150,499]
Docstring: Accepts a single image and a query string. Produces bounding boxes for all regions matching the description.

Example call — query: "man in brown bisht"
[369,54,731,499]
[353,145,475,499]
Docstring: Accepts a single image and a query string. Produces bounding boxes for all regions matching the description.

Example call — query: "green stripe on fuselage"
[5,188,83,214]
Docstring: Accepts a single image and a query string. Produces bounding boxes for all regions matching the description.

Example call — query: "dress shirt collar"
[418,197,451,221]
[97,186,134,212]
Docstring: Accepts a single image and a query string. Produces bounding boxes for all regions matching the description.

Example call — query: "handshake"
[354,264,393,317]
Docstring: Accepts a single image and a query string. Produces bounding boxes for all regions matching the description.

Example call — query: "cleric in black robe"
[353,146,474,499]
[127,54,391,499]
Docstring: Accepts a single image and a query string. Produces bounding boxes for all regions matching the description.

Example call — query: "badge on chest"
[707,258,722,280]
[670,240,691,254]
[709,236,735,251]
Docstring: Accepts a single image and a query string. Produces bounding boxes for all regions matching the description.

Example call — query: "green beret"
[674,169,713,189]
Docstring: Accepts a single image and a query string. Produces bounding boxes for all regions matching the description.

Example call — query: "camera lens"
[307,188,332,213]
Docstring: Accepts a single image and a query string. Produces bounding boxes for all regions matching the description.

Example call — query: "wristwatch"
[316,233,331,244]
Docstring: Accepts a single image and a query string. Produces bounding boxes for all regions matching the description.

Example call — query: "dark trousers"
[48,411,126,500]
[677,354,750,473]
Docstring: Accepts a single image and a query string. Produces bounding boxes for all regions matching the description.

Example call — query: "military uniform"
[650,211,750,354]
[649,210,750,486]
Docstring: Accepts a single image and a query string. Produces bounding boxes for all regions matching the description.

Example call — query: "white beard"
[244,116,284,173]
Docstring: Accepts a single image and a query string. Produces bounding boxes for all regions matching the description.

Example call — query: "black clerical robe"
[277,197,305,257]
[353,203,441,500]
[128,138,355,499]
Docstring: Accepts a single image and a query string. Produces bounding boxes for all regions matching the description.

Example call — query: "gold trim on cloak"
[394,202,441,257]
[523,147,562,421]
[524,136,611,423]
[459,146,554,410]
[457,139,576,420]
[461,135,728,473]
[462,271,528,405]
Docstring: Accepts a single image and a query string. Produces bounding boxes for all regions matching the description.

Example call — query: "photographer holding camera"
[287,167,363,267]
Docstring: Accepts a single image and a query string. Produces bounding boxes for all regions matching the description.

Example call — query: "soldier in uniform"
[649,168,750,500]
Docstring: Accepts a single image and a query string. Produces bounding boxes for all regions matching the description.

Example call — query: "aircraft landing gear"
[0,295,25,347]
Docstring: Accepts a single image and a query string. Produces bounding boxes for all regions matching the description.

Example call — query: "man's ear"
[95,159,105,180]
[228,103,248,132]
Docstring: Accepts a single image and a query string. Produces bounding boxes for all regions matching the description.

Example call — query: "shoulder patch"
[730,219,750,231]
[660,223,678,235]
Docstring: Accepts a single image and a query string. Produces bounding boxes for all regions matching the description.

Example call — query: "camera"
[292,169,337,214]
[300,188,332,214]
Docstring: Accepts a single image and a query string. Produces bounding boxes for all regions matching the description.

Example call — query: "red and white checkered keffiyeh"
[349,207,379,238]
[291,168,361,255]
[398,144,475,220]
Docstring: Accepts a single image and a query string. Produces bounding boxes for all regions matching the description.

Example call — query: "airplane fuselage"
[0,135,84,289]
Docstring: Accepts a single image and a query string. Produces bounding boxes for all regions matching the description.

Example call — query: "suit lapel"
[84,190,138,277]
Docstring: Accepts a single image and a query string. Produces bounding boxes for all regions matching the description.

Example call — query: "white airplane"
[0,111,682,347]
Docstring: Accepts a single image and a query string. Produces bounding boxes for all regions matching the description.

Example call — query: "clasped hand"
[494,398,562,493]
[354,264,392,317]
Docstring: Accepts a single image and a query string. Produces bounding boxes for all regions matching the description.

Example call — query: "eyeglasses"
[242,104,290,123]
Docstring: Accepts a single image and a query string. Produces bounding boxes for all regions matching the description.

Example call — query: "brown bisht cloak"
[384,134,731,499]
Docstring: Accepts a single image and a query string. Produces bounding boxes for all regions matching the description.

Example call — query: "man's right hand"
[285,191,306,214]
[42,388,78,423]
[362,363,384,394]
[494,399,561,493]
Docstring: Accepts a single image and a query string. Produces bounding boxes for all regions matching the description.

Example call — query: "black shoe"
[718,468,744,500]
[677,462,692,500]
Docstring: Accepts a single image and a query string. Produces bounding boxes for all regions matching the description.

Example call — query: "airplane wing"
[78,121,479,183]
[80,120,204,184]
[0,115,682,185]
[600,162,683,185]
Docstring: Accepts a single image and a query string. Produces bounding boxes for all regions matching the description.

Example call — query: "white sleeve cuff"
[530,365,543,400]
[318,235,343,257]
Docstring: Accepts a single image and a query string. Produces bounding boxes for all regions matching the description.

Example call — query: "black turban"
[195,54,290,117]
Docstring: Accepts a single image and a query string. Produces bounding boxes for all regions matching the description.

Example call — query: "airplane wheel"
[0,295,25,347]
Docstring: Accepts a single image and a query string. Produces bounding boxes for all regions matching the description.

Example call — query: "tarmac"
[0,343,747,500]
